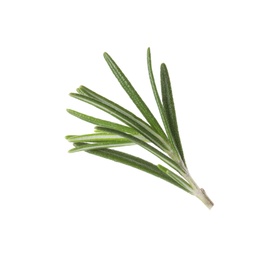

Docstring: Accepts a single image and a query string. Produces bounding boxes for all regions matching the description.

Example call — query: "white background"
[1,0,267,259]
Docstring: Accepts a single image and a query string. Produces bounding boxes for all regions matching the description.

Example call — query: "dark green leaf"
[147,48,165,121]
[66,108,138,135]
[103,52,166,139]
[147,49,182,161]
[74,143,185,190]
[69,141,133,153]
[70,93,169,151]
[161,63,186,165]
[66,132,134,143]
[95,126,186,175]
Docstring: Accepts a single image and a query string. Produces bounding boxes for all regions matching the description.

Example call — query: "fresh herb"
[66,48,214,209]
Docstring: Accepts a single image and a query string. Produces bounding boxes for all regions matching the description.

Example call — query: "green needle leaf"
[147,48,165,122]
[66,109,138,135]
[103,52,166,139]
[69,141,134,153]
[95,126,186,175]
[70,93,169,151]
[74,143,186,190]
[66,132,148,144]
[161,63,186,165]
[66,132,133,143]
[147,49,182,162]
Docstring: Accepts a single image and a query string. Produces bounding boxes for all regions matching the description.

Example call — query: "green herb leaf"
[161,63,186,165]
[74,143,185,189]
[66,132,133,143]
[104,52,166,139]
[147,48,165,123]
[147,49,182,162]
[70,93,169,151]
[67,109,138,135]
[95,126,186,175]
[69,141,134,153]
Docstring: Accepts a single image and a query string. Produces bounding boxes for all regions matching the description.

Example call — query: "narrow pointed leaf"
[75,86,161,140]
[147,49,182,161]
[66,109,138,135]
[147,48,165,123]
[161,63,186,165]
[77,86,167,145]
[95,126,187,175]
[66,132,134,143]
[74,143,185,189]
[70,93,169,151]
[69,141,134,153]
[103,52,166,139]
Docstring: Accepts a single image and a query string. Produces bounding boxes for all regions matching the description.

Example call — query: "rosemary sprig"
[66,48,214,209]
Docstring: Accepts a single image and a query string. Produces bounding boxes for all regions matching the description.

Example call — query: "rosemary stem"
[195,188,214,209]
[184,172,214,209]
[165,149,213,208]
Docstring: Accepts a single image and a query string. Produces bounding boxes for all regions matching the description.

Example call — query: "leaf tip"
[160,63,170,81]
[69,93,76,98]
[103,52,109,60]
[65,135,75,141]
[66,108,76,116]
[160,63,167,70]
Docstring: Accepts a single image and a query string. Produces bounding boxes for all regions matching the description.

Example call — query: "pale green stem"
[169,151,214,209]
[183,171,214,209]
